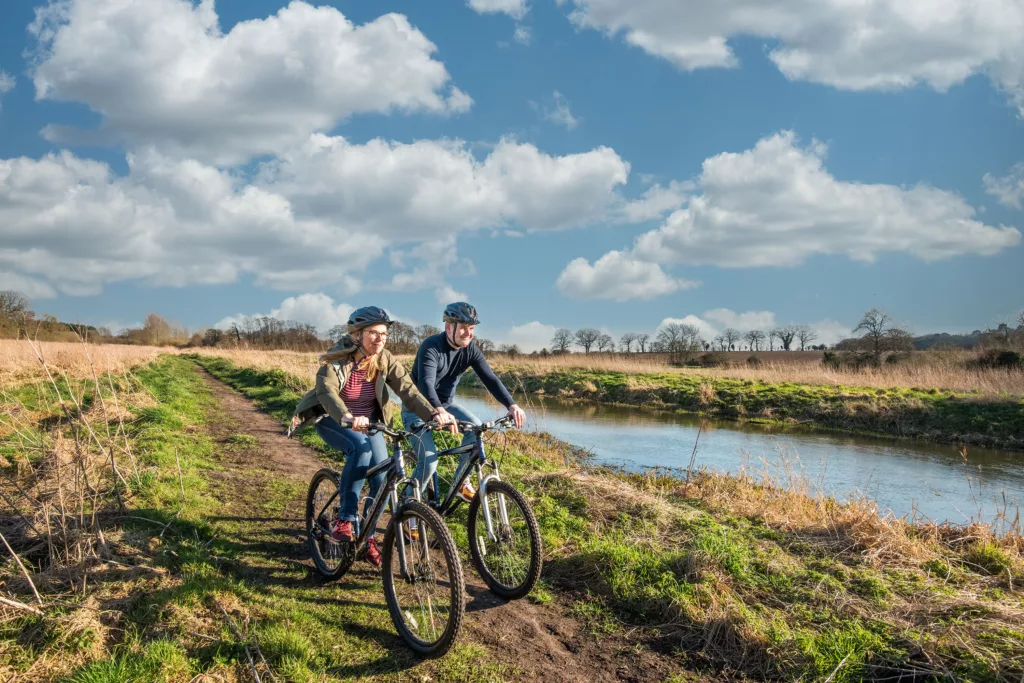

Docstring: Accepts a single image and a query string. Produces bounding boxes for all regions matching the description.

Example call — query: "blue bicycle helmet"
[346,306,392,334]
[442,302,479,325]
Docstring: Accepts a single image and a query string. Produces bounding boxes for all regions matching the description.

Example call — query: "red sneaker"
[365,537,383,568]
[330,519,353,543]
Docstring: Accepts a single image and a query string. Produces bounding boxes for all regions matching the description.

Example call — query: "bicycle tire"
[467,479,542,600]
[305,468,354,579]
[381,500,465,657]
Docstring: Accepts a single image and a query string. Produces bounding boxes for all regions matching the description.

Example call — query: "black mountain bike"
[305,420,465,657]
[420,415,542,600]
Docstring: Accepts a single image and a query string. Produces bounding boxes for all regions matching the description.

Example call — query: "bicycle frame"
[428,425,511,544]
[312,442,426,581]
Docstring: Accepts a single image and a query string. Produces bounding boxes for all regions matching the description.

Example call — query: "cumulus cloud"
[216,293,353,335]
[260,134,630,238]
[0,70,14,111]
[702,308,777,332]
[0,133,630,296]
[503,321,557,352]
[562,0,1024,114]
[633,132,1020,268]
[513,25,532,45]
[556,250,698,301]
[468,0,528,21]
[984,163,1024,210]
[28,0,471,164]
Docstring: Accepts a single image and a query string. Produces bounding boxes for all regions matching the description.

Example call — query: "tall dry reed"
[0,339,175,384]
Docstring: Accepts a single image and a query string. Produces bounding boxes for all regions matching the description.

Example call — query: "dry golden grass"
[489,349,1024,396]
[0,339,177,385]
[188,347,324,383]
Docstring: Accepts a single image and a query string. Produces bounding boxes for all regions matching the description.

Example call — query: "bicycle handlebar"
[337,414,515,438]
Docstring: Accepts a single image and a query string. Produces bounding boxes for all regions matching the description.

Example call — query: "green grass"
[193,355,1024,682]
[463,367,1024,450]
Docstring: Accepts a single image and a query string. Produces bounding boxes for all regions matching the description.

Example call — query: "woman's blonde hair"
[319,332,385,381]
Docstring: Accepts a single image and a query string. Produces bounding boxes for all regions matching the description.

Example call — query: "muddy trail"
[193,362,689,682]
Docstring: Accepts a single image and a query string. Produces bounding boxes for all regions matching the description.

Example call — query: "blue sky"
[1,0,1022,349]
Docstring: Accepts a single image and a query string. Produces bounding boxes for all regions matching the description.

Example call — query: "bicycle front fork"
[477,462,510,544]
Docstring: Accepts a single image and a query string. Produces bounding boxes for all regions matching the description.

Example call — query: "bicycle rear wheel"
[467,479,542,600]
[381,500,465,657]
[305,468,354,579]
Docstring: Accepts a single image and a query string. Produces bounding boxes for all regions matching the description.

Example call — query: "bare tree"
[619,332,637,353]
[551,328,573,353]
[415,324,441,343]
[796,325,817,351]
[498,343,521,357]
[598,334,615,352]
[636,333,650,353]
[1018,310,1024,328]
[722,328,741,351]
[657,323,704,364]
[854,308,892,362]
[744,329,766,351]
[388,321,418,353]
[768,328,780,351]
[773,325,796,351]
[326,325,346,342]
[574,328,601,354]
[713,335,725,351]
[0,290,29,322]
[476,338,496,355]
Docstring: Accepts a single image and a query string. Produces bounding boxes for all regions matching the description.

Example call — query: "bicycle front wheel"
[305,468,354,579]
[467,479,542,600]
[381,500,465,657]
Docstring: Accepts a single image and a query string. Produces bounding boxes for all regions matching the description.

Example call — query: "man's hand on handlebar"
[507,404,526,429]
[432,407,459,435]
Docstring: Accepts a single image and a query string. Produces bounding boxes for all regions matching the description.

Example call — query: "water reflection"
[454,386,1023,526]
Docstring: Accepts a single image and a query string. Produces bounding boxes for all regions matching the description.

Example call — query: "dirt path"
[193,364,688,682]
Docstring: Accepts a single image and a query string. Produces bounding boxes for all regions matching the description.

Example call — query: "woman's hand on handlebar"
[349,415,370,433]
[432,407,459,435]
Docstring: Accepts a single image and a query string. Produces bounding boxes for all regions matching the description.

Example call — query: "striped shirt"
[341,365,378,419]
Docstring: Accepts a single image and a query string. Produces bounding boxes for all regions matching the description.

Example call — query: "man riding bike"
[402,302,526,502]
[290,306,457,567]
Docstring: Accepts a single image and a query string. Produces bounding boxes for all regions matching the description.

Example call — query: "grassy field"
[2,349,1023,681]
[191,355,1024,681]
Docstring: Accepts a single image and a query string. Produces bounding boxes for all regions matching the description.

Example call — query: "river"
[453,386,1022,527]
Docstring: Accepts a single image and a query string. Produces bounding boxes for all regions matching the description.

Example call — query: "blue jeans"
[315,416,389,523]
[402,402,481,497]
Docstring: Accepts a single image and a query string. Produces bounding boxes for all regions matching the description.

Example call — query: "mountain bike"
[419,415,542,601]
[305,420,465,657]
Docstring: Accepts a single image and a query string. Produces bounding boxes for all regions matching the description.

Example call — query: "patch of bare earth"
[195,365,695,682]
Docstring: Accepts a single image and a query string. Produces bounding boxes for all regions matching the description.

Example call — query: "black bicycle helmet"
[346,306,392,334]
[442,302,479,325]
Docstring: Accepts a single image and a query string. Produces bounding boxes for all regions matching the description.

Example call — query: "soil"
[194,365,696,682]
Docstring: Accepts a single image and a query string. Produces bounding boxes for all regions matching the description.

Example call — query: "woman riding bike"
[291,306,457,567]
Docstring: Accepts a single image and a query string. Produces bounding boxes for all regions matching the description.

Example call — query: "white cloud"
[807,319,851,346]
[503,321,556,351]
[261,134,630,236]
[617,179,693,223]
[0,272,57,300]
[556,250,699,301]
[29,0,471,164]
[984,163,1024,210]
[702,308,777,332]
[1,133,630,296]
[0,70,14,111]
[216,293,353,335]
[539,91,580,130]
[435,285,469,304]
[513,25,532,45]
[633,131,1020,268]
[562,0,1024,114]
[468,0,528,21]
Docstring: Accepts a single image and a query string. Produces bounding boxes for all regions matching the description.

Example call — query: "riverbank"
[462,366,1024,451]
[192,355,1024,681]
